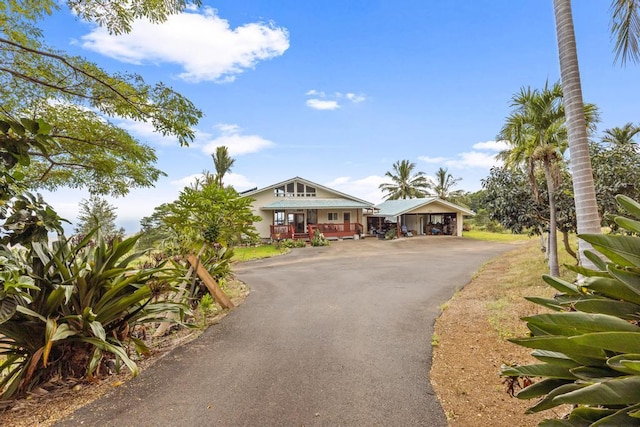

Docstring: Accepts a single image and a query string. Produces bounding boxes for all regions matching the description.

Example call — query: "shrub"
[310,230,330,247]
[0,233,187,400]
[502,195,640,425]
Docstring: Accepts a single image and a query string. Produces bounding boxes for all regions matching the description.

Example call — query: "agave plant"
[0,232,188,400]
[502,195,640,426]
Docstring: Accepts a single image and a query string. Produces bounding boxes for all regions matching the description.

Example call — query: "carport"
[365,198,474,237]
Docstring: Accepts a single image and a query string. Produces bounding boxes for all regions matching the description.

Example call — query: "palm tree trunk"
[544,160,560,276]
[553,0,602,269]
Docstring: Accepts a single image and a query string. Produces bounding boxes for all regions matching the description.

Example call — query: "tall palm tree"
[379,160,430,200]
[552,0,640,269]
[498,83,568,277]
[211,146,235,187]
[431,167,464,201]
[601,122,640,146]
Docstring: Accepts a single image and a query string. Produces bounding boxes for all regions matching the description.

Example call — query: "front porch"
[270,223,364,241]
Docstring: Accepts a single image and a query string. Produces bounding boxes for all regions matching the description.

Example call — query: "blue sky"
[38,1,640,233]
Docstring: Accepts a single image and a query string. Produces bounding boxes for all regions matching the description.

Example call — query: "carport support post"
[396,215,400,238]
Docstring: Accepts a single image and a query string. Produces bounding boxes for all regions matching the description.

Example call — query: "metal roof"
[261,198,373,210]
[371,198,474,217]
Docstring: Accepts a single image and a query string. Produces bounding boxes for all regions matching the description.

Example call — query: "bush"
[0,233,187,399]
[502,195,640,425]
[310,230,330,247]
[280,239,306,248]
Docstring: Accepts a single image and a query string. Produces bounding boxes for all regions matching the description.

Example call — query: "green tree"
[497,83,568,276]
[379,160,430,200]
[1,0,202,197]
[601,122,640,146]
[74,195,124,239]
[430,167,464,201]
[591,134,640,225]
[211,146,235,187]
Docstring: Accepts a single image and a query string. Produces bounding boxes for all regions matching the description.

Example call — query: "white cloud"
[445,151,502,169]
[324,175,386,204]
[419,140,505,170]
[306,99,340,110]
[304,89,366,110]
[472,140,509,151]
[201,124,274,156]
[80,6,290,83]
[418,156,448,164]
[345,92,366,103]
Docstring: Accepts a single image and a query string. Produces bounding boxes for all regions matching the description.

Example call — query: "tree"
[1,0,203,197]
[379,160,430,200]
[497,83,568,276]
[211,146,235,187]
[601,122,640,147]
[591,133,640,224]
[430,167,464,201]
[551,0,640,269]
[74,195,124,239]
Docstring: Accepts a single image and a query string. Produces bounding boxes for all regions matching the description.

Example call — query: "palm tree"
[601,122,640,146]
[379,160,430,200]
[211,146,235,187]
[498,83,568,277]
[431,167,464,201]
[552,0,640,269]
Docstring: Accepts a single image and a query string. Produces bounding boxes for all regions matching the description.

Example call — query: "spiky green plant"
[0,232,188,400]
[502,195,640,425]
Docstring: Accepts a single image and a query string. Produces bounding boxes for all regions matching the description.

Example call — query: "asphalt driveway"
[59,237,511,426]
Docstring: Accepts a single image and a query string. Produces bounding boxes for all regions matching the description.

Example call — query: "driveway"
[59,237,511,426]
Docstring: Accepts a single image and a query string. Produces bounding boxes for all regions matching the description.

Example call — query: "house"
[241,177,375,241]
[366,198,474,237]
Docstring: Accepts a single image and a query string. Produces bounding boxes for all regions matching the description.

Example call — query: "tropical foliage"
[211,146,236,187]
[496,81,597,276]
[1,1,202,197]
[379,160,430,200]
[0,232,186,400]
[502,195,640,426]
[429,167,464,202]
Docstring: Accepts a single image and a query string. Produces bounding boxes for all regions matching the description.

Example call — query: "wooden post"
[187,255,235,310]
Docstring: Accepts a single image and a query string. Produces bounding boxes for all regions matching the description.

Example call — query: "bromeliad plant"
[502,195,640,426]
[0,232,188,400]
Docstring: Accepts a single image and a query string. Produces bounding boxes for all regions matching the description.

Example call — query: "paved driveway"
[59,237,510,426]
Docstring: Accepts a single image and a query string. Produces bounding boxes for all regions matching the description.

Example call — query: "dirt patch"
[430,240,570,426]
[0,277,249,427]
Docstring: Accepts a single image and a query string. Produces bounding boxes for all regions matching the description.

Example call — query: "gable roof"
[372,198,474,217]
[241,176,374,207]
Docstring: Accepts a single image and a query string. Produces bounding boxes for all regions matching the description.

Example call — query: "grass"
[462,229,531,242]
[231,244,288,262]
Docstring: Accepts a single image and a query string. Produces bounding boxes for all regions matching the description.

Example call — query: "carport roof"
[261,198,373,210]
[371,198,474,217]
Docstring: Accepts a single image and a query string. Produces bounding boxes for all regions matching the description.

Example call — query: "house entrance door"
[294,213,305,234]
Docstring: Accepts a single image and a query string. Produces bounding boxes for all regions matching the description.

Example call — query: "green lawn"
[462,229,531,242]
[232,245,288,262]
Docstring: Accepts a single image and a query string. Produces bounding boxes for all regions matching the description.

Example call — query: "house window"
[274,211,285,225]
[306,186,316,197]
[296,182,305,196]
[286,182,295,196]
[343,212,351,222]
[307,209,317,224]
[328,212,338,221]
[274,186,285,197]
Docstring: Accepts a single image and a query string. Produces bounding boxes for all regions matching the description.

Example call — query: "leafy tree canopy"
[379,160,430,200]
[1,0,203,197]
